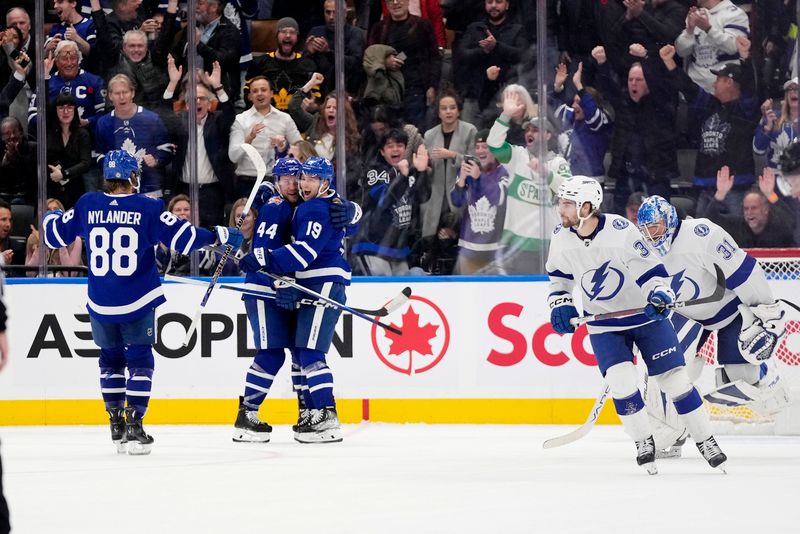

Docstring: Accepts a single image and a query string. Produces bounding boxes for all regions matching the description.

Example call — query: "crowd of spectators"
[1,0,800,279]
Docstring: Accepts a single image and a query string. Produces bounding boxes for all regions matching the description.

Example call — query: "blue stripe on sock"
[673,387,702,415]
[612,391,645,416]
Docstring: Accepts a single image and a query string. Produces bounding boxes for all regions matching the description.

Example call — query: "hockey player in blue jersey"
[240,156,350,443]
[547,176,727,473]
[42,150,243,454]
[636,195,787,454]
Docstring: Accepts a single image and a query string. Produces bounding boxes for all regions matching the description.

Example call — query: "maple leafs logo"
[371,295,450,375]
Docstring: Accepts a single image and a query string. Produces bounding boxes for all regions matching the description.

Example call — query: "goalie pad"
[737,303,784,364]
[643,373,687,451]
[703,364,792,417]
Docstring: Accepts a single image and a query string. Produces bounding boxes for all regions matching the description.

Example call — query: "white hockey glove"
[737,302,785,364]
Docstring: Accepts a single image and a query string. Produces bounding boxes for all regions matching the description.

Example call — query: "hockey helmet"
[557,175,603,212]
[272,157,303,179]
[636,195,679,256]
[302,156,336,196]
[103,149,139,183]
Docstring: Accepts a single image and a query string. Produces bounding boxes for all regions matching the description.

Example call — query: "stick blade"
[542,424,593,449]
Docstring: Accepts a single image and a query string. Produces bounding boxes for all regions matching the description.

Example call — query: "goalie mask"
[636,195,678,256]
[103,149,140,192]
[556,176,603,230]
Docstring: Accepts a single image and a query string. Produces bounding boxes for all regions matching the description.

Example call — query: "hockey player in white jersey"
[547,176,727,473]
[42,150,243,454]
[636,195,787,452]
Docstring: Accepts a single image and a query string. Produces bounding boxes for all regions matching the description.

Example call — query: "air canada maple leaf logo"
[371,295,450,375]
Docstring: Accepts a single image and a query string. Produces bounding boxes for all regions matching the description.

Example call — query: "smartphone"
[464,155,479,166]
[396,51,407,62]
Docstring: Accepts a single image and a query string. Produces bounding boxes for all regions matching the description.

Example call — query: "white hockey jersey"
[656,218,774,330]
[546,214,673,333]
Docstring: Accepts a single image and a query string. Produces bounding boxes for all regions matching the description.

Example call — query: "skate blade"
[232,429,270,443]
[127,442,152,455]
[655,446,682,459]
[295,428,343,444]
[714,461,728,474]
[113,439,127,454]
[641,462,658,475]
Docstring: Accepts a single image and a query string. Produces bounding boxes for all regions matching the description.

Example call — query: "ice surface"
[1,424,799,533]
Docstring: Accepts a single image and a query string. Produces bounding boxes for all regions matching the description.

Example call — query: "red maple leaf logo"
[384,306,439,374]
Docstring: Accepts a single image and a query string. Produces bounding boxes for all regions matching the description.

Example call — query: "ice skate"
[635,435,658,475]
[107,407,127,454]
[696,435,727,473]
[232,397,272,443]
[295,408,343,444]
[656,432,687,460]
[125,407,154,455]
[292,408,312,440]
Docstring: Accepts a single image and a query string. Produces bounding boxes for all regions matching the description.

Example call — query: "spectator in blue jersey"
[753,80,800,198]
[450,129,508,274]
[29,40,106,130]
[239,156,351,443]
[352,128,431,276]
[42,149,244,455]
[46,93,92,209]
[0,270,9,534]
[95,73,173,198]
[46,0,97,65]
[552,61,612,185]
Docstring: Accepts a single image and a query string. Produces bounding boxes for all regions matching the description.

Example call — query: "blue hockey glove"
[239,251,266,274]
[251,182,276,212]
[329,198,359,229]
[548,293,579,334]
[644,287,675,321]
[274,280,301,310]
[215,226,244,249]
[44,208,64,220]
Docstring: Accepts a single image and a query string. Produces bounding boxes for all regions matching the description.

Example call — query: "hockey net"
[697,249,800,432]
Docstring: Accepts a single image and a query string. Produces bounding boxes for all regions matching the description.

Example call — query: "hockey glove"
[274,278,301,310]
[329,198,361,229]
[737,302,785,364]
[215,226,244,250]
[644,287,675,321]
[239,250,268,274]
[548,293,579,334]
[44,208,64,220]
[251,182,277,212]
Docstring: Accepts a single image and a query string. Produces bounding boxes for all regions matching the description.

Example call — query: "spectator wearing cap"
[449,128,509,274]
[753,77,799,198]
[700,165,795,247]
[674,0,749,94]
[625,191,646,224]
[595,43,679,215]
[552,61,612,185]
[367,0,441,130]
[420,89,477,274]
[662,38,759,218]
[246,17,317,111]
[167,0,242,101]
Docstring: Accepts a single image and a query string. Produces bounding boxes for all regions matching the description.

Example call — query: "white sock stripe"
[247,369,275,380]
[125,390,152,396]
[130,376,152,381]
[245,382,271,393]
[101,387,127,393]
[305,368,331,379]
[101,374,125,379]
[309,383,333,393]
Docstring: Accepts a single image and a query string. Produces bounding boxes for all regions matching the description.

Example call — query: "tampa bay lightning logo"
[694,224,710,237]
[670,269,700,301]
[581,260,624,301]
[612,218,629,230]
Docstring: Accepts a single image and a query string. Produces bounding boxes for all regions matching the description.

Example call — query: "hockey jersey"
[656,218,775,330]
[546,213,673,333]
[264,193,351,286]
[246,194,295,293]
[29,70,106,125]
[43,193,216,322]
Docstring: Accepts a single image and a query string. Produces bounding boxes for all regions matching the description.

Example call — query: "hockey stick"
[543,384,611,449]
[258,271,404,335]
[182,143,267,346]
[569,264,727,327]
[165,275,411,317]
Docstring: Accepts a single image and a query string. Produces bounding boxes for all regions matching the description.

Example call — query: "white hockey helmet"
[557,176,603,229]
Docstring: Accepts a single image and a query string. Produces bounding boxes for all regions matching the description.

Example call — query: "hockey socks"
[100,367,126,410]
[126,367,153,418]
[242,348,286,410]
[673,387,713,443]
[613,391,652,441]
[298,348,336,409]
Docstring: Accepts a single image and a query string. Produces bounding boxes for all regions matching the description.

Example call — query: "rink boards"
[1,276,798,425]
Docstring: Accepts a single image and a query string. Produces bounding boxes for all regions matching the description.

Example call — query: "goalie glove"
[737,302,785,364]
[548,293,579,334]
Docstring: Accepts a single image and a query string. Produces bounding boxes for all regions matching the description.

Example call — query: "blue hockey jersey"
[43,192,216,322]
[28,70,106,126]
[246,194,295,292]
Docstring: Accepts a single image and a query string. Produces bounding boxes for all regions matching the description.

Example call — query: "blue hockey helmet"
[272,157,303,179]
[103,149,139,183]
[302,156,335,195]
[636,195,679,256]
